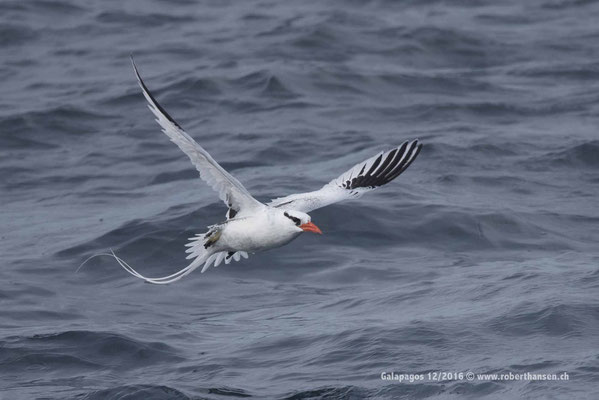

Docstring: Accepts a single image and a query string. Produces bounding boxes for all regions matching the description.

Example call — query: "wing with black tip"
[131,58,263,216]
[268,140,422,212]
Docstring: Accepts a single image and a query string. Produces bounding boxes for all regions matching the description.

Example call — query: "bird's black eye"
[284,212,301,226]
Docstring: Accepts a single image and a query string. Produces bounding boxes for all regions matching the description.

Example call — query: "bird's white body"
[113,59,422,284]
[215,208,302,253]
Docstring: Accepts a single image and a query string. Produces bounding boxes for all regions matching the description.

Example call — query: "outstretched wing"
[269,139,422,212]
[131,58,263,215]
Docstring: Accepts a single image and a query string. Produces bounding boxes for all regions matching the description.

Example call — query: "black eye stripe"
[284,212,301,226]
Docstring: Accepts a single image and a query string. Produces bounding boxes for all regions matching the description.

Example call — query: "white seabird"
[115,58,423,284]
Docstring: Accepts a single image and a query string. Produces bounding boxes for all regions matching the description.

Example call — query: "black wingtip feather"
[361,148,398,187]
[386,142,422,182]
[383,140,418,179]
[131,58,183,130]
[343,140,422,190]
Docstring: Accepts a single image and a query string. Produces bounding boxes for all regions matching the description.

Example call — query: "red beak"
[299,222,322,234]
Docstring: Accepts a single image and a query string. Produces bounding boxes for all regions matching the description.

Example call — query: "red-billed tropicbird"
[114,59,423,284]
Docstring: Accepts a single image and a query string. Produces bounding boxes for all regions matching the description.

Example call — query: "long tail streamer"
[77,250,206,285]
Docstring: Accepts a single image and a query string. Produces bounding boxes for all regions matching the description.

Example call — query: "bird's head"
[283,210,322,234]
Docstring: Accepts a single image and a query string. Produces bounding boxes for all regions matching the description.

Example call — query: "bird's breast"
[220,216,300,252]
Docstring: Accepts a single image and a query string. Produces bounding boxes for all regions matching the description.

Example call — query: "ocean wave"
[489,303,599,337]
[0,331,182,374]
[0,106,114,149]
[77,385,191,400]
[0,24,39,46]
[94,11,194,26]
[544,140,599,168]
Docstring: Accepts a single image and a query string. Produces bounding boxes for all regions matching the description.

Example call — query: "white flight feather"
[131,57,263,216]
[269,140,422,213]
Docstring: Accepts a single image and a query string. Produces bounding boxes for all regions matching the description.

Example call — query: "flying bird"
[117,58,422,284]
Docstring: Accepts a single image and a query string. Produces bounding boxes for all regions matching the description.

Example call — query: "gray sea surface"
[1,0,599,399]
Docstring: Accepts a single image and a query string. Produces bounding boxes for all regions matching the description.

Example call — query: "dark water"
[2,0,599,398]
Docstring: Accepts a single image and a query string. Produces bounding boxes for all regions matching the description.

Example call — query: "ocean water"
[2,0,599,399]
